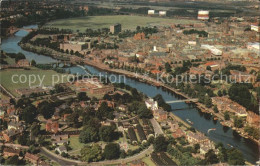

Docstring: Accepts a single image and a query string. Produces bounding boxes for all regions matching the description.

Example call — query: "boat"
[227,144,233,148]
[186,119,193,125]
[207,128,216,133]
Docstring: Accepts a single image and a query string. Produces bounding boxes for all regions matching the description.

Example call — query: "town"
[0,0,259,165]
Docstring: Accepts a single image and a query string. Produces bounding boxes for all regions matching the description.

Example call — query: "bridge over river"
[166,98,198,104]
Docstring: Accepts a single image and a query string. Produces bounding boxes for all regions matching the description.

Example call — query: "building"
[133,32,145,40]
[17,59,30,67]
[186,132,208,144]
[230,70,256,83]
[251,23,259,32]
[3,148,20,157]
[153,108,167,122]
[145,98,158,111]
[198,10,209,20]
[25,152,40,165]
[55,145,67,154]
[159,11,167,16]
[110,24,121,34]
[246,111,260,127]
[148,10,155,15]
[46,119,59,133]
[60,41,89,52]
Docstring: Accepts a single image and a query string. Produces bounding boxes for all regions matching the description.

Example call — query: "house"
[17,59,30,67]
[128,127,138,144]
[52,139,68,146]
[168,120,179,132]
[130,160,145,166]
[200,140,216,155]
[8,121,24,130]
[25,152,40,165]
[55,145,67,154]
[145,98,158,111]
[186,132,208,144]
[246,111,260,127]
[172,128,185,139]
[154,108,167,122]
[51,134,69,141]
[118,104,128,112]
[3,148,20,157]
[46,119,59,133]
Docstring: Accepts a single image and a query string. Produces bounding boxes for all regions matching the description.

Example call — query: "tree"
[227,148,245,165]
[38,101,54,119]
[66,112,80,128]
[205,149,219,164]
[79,126,99,143]
[204,96,212,108]
[234,116,244,128]
[80,144,102,162]
[153,134,168,152]
[217,90,222,97]
[99,126,115,142]
[30,122,40,138]
[20,105,37,124]
[228,84,251,109]
[213,105,219,113]
[77,92,89,101]
[165,62,172,73]
[224,111,230,120]
[103,143,120,160]
[137,105,153,119]
[4,155,22,165]
[31,59,36,66]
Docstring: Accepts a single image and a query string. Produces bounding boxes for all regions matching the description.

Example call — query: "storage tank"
[198,10,209,20]
[148,10,155,15]
[159,11,167,16]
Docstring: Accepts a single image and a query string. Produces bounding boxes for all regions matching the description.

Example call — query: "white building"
[251,23,259,32]
[145,98,158,111]
[201,44,222,56]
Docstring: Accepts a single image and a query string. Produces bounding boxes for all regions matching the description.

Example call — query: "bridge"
[166,98,198,104]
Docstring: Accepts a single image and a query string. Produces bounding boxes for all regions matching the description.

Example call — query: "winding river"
[1,27,259,164]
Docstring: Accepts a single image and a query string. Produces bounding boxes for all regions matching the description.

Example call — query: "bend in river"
[1,27,259,164]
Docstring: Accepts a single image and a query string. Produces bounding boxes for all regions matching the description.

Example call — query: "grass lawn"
[69,136,85,152]
[142,156,156,166]
[0,92,9,100]
[0,67,69,97]
[44,15,198,32]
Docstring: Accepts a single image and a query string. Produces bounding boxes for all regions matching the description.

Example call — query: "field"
[44,15,198,32]
[0,67,69,97]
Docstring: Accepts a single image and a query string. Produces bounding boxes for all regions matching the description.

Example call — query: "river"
[1,27,259,164]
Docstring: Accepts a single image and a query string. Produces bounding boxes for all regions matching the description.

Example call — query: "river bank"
[83,60,260,145]
[1,27,259,163]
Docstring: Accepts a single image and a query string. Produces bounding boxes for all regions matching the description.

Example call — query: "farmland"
[44,15,198,32]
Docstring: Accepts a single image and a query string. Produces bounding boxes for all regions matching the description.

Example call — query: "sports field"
[44,15,198,32]
[0,68,69,97]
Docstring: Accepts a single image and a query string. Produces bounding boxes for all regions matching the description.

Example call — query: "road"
[39,145,153,166]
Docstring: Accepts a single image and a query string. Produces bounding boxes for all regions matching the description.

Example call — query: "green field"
[44,15,198,32]
[0,68,69,97]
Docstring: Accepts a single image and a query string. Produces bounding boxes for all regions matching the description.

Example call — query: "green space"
[0,67,69,97]
[69,136,85,154]
[44,15,198,32]
[142,156,156,166]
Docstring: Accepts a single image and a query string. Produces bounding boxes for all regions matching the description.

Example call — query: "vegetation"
[80,144,102,162]
[103,143,120,160]
[183,29,208,37]
[153,135,169,152]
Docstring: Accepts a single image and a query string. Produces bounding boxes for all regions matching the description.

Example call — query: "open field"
[0,67,69,97]
[44,15,198,32]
